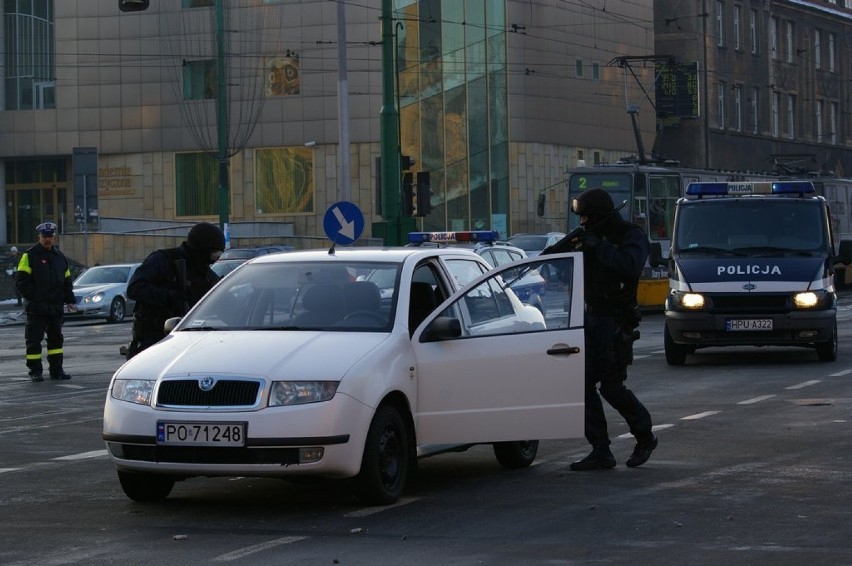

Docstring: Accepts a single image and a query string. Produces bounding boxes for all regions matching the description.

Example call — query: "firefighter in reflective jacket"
[542,188,657,470]
[15,222,78,381]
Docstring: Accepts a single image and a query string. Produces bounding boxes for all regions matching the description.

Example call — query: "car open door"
[412,252,585,444]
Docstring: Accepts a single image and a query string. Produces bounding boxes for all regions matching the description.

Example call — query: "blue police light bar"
[686,180,815,197]
[407,230,499,244]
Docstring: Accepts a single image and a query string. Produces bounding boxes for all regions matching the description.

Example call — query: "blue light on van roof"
[686,180,815,197]
[408,230,499,244]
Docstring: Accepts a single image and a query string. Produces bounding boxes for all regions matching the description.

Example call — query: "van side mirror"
[648,241,666,267]
[536,193,546,217]
[838,240,852,265]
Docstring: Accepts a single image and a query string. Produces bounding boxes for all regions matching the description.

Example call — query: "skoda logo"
[743,283,756,291]
[199,377,216,391]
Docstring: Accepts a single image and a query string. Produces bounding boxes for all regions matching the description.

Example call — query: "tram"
[538,161,852,309]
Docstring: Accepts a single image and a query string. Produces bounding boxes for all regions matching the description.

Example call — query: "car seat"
[293,284,344,327]
[409,281,437,335]
[344,281,382,314]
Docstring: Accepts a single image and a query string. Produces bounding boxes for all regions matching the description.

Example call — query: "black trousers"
[583,313,653,449]
[24,313,65,376]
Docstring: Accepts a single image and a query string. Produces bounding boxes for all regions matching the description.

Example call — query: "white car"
[103,246,585,504]
[69,263,141,323]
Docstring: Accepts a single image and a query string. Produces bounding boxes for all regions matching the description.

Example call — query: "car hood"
[675,256,826,283]
[118,330,390,380]
[74,283,123,294]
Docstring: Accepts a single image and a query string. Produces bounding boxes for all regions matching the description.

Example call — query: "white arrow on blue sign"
[323,201,364,245]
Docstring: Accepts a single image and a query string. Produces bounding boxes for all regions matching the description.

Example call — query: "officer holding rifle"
[125,222,225,359]
[542,188,657,471]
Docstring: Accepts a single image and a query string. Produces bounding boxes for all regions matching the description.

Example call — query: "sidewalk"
[0,300,25,325]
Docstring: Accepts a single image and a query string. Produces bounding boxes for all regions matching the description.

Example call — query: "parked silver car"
[69,263,141,323]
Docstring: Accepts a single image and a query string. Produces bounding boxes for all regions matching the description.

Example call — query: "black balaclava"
[572,188,615,235]
[186,222,226,264]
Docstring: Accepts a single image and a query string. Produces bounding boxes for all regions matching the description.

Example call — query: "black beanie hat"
[572,188,614,217]
[187,222,225,253]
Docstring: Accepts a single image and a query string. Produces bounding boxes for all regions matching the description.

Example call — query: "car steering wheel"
[343,310,386,324]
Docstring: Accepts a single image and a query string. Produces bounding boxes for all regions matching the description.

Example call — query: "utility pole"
[337,1,351,202]
[215,0,230,241]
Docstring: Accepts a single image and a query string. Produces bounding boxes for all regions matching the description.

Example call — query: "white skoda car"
[103,245,585,504]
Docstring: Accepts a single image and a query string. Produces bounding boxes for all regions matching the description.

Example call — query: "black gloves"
[580,231,601,251]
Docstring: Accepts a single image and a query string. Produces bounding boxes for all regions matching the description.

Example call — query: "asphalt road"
[1,303,852,565]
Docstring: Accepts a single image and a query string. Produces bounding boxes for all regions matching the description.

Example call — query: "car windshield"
[674,200,828,254]
[219,249,255,260]
[182,260,401,331]
[211,260,244,278]
[74,266,130,285]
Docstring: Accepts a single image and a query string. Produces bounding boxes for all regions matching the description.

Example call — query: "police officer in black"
[543,188,657,470]
[125,222,225,359]
[15,222,78,382]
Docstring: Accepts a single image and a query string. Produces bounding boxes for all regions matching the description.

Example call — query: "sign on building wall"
[72,147,99,227]
[655,61,700,120]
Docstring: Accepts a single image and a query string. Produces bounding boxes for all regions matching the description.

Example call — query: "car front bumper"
[665,308,836,347]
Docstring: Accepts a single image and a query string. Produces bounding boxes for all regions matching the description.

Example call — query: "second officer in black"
[542,188,657,470]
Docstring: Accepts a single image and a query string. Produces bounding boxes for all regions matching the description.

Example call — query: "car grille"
[708,294,790,313]
[157,379,262,408]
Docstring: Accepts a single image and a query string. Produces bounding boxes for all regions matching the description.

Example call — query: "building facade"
[0,0,656,265]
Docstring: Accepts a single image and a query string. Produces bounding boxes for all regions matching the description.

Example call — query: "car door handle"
[546,346,581,356]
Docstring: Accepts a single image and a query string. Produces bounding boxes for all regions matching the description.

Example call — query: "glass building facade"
[396,0,509,235]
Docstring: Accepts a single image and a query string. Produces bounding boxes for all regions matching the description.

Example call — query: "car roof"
[249,246,484,265]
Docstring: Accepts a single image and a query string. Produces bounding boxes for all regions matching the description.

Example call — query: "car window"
[443,258,487,288]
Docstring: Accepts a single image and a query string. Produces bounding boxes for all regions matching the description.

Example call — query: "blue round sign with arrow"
[323,201,364,246]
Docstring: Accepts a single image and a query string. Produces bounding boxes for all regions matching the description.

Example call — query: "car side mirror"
[164,317,182,334]
[420,316,462,342]
[648,241,666,268]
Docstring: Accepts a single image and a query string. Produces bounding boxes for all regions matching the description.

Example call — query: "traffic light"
[414,172,431,217]
[402,172,415,216]
[119,0,149,11]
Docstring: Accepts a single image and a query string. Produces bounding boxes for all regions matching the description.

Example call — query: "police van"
[663,180,852,365]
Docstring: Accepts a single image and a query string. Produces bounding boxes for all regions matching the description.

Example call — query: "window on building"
[716,1,725,47]
[255,147,314,214]
[734,86,742,131]
[814,29,821,70]
[733,5,741,50]
[828,33,835,72]
[718,81,726,128]
[592,62,600,80]
[175,152,218,217]
[183,59,217,100]
[4,0,55,110]
[771,92,780,137]
[750,9,758,54]
[816,100,824,143]
[750,87,759,134]
[770,17,778,60]
[786,94,795,139]
[575,58,583,78]
[830,102,837,144]
[785,21,794,63]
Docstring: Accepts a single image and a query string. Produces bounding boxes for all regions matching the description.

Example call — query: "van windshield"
[674,200,828,254]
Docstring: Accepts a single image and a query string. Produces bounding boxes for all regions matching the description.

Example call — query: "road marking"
[57,384,85,389]
[52,450,107,461]
[0,468,23,474]
[681,411,721,420]
[652,350,665,354]
[344,497,419,517]
[786,380,820,390]
[616,423,674,439]
[633,354,651,360]
[829,369,852,377]
[212,536,308,562]
[738,394,775,405]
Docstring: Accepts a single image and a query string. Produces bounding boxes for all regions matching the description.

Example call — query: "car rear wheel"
[107,297,126,323]
[356,404,410,505]
[117,471,175,502]
[664,324,689,366]
[493,440,539,469]
[816,322,838,362]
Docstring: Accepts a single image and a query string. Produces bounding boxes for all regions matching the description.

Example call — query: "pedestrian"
[542,188,657,470]
[125,222,225,359]
[7,246,22,305]
[14,222,78,382]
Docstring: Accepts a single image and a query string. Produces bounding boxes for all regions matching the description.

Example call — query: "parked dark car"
[219,245,294,261]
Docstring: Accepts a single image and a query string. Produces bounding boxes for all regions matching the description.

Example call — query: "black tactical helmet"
[572,188,614,217]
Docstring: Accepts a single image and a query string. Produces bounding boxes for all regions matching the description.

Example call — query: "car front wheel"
[356,404,410,505]
[816,322,838,362]
[493,440,539,469]
[664,324,689,366]
[117,471,175,502]
[107,297,126,323]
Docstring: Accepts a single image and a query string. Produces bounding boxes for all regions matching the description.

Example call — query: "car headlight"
[670,290,706,310]
[269,381,339,407]
[111,379,155,405]
[793,290,832,309]
[84,292,105,304]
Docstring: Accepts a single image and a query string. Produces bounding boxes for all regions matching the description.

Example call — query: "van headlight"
[111,379,155,405]
[670,291,706,310]
[793,290,832,309]
[269,381,339,407]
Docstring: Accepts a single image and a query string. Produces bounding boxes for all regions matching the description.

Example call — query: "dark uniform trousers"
[584,312,652,449]
[25,313,65,376]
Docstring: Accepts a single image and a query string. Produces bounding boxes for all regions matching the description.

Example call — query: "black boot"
[626,434,658,468]
[570,447,616,471]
